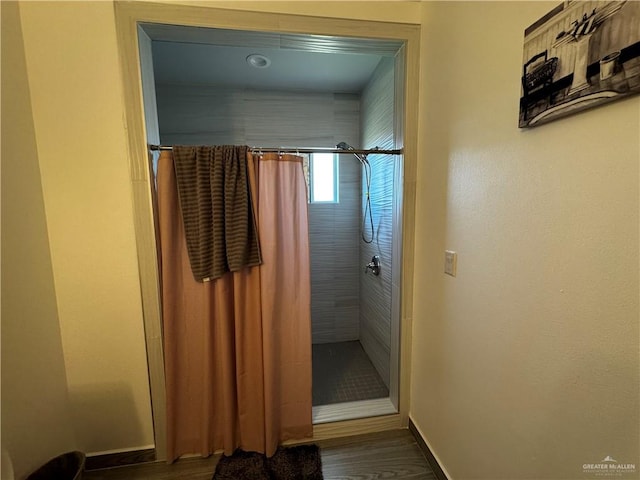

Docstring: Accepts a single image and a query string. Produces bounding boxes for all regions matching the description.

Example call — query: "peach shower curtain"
[156,150,312,462]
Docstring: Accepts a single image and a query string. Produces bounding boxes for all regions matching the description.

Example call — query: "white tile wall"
[155,85,362,344]
[359,57,395,388]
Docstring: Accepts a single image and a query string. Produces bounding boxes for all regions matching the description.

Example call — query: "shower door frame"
[114,1,420,461]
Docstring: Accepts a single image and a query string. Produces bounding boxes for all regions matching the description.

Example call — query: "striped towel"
[172,145,261,282]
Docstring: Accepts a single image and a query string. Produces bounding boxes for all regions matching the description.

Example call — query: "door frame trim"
[113,1,420,461]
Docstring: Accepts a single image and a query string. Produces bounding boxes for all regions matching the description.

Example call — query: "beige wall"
[412,2,639,479]
[1,2,77,478]
[151,0,421,23]
[17,1,154,453]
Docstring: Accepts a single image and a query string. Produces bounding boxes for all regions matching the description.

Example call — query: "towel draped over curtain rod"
[171,145,261,282]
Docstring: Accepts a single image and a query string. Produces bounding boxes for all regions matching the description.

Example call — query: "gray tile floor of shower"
[312,340,389,406]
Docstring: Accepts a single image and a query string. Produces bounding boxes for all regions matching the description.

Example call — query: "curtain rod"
[148,144,403,156]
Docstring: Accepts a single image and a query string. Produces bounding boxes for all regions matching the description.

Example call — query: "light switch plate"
[444,250,457,276]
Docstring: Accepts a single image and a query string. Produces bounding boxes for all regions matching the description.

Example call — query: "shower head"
[336,141,355,151]
[336,141,368,165]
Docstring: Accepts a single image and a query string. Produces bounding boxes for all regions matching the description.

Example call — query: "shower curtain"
[156,148,312,461]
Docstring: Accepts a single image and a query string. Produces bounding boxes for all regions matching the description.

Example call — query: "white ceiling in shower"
[145,24,402,93]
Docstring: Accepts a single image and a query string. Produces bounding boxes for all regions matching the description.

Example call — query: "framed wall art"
[519,0,640,128]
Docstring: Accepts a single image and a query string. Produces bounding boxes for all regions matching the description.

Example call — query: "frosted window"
[310,153,338,203]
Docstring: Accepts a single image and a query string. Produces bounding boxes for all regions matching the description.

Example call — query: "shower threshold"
[312,397,396,424]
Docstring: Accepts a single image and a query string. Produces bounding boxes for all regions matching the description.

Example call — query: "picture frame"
[519,0,640,128]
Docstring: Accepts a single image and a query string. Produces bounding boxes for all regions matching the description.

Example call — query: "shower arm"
[336,142,369,164]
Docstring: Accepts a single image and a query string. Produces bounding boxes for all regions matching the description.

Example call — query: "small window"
[309,153,339,203]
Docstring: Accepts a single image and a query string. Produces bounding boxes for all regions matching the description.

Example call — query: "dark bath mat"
[213,444,323,480]
[268,444,323,480]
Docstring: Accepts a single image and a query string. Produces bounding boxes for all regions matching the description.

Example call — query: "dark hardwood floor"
[83,429,437,479]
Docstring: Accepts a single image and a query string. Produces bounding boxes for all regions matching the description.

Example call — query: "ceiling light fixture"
[246,54,271,69]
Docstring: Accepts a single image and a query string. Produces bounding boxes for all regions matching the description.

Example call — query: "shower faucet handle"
[364,255,381,276]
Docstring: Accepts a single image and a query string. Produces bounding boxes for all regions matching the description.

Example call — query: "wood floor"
[83,429,437,479]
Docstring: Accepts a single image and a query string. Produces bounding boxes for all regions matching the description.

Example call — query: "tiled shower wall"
[359,57,395,388]
[155,85,362,344]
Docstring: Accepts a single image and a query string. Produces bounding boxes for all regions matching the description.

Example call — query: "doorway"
[115,3,419,460]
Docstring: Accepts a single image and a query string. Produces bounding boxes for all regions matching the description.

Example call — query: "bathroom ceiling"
[152,42,384,93]
[145,24,402,93]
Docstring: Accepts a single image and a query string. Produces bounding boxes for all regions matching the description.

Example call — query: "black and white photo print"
[520,0,640,128]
